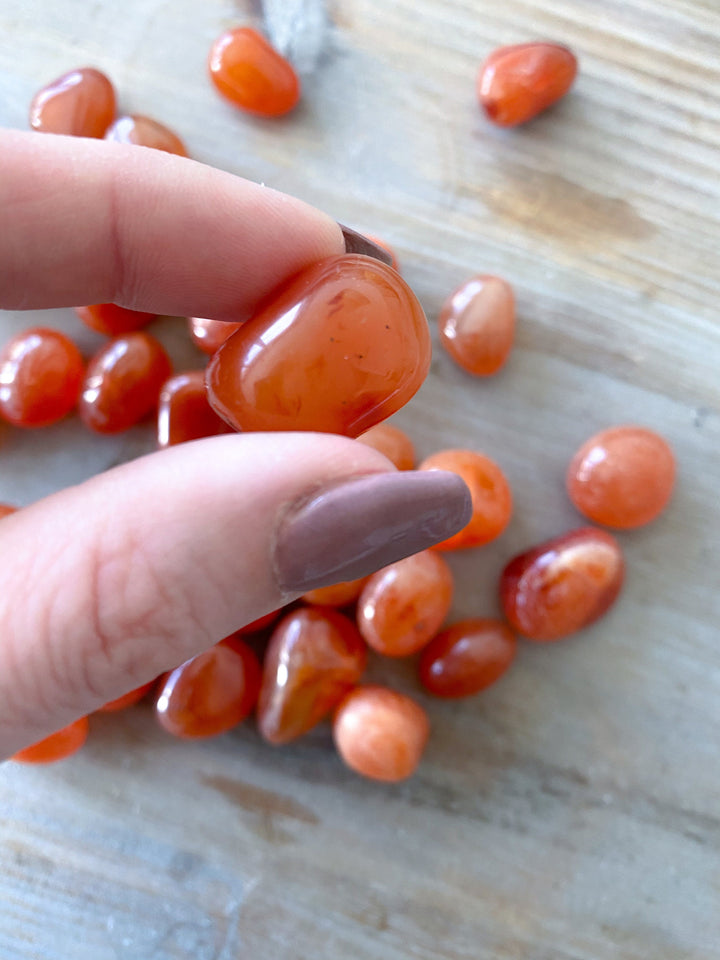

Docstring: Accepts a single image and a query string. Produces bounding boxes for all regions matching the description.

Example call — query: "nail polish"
[274,471,472,592]
[339,225,394,267]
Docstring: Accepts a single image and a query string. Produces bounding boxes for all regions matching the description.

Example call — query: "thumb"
[0,432,470,757]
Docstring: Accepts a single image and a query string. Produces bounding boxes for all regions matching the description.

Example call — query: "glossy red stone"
[567,425,675,529]
[333,686,429,782]
[79,332,172,434]
[206,255,431,436]
[75,303,156,337]
[477,43,578,126]
[357,551,454,657]
[157,371,234,448]
[156,639,261,738]
[29,67,116,137]
[439,275,515,376]
[189,317,244,356]
[208,27,300,117]
[500,527,625,641]
[0,328,84,427]
[12,718,89,764]
[258,607,367,745]
[418,619,517,698]
[99,681,156,713]
[104,115,188,156]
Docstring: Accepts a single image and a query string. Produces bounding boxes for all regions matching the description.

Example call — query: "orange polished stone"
[477,43,577,126]
[157,371,233,448]
[333,685,429,782]
[12,718,89,764]
[208,27,300,117]
[235,609,283,635]
[302,576,368,608]
[418,619,517,698]
[356,422,415,470]
[439,275,515,376]
[567,426,675,529]
[105,115,188,156]
[75,303,156,336]
[357,550,453,657]
[156,639,261,738]
[366,236,400,272]
[0,328,84,428]
[0,504,17,519]
[189,317,244,356]
[258,607,367,744]
[29,67,116,137]
[99,681,156,713]
[500,527,625,641]
[79,332,172,434]
[419,449,512,550]
[206,255,431,436]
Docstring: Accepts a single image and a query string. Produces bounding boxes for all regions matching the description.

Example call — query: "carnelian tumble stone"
[29,67,116,137]
[303,576,368,608]
[333,686,429,783]
[189,318,244,356]
[258,606,367,745]
[207,255,431,437]
[208,27,300,117]
[477,43,577,127]
[12,717,89,764]
[75,304,156,336]
[357,422,415,470]
[157,371,233,448]
[439,275,516,376]
[99,681,156,713]
[105,115,189,157]
[567,426,675,529]
[419,449,512,550]
[419,619,517,698]
[357,550,454,657]
[500,527,625,641]
[156,638,261,738]
[0,328,84,428]
[79,332,172,434]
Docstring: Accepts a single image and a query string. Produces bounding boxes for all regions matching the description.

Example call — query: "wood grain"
[1,0,719,957]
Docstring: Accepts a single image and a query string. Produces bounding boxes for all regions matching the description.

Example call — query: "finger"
[0,433,470,758]
[0,129,349,319]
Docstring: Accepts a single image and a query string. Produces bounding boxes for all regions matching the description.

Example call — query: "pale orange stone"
[333,685,429,782]
[439,275,515,376]
[419,449,512,550]
[567,426,675,529]
[356,422,415,470]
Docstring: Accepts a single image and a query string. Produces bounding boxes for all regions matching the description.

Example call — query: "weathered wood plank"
[0,0,718,957]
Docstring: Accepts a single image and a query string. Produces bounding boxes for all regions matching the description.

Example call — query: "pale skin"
[0,129,406,759]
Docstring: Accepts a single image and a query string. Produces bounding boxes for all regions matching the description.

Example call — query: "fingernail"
[339,225,394,266]
[274,471,472,592]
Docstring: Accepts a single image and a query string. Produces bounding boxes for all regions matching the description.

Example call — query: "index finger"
[0,129,384,319]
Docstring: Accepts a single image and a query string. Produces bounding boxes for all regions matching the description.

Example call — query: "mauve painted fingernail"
[274,471,472,592]
[339,225,394,267]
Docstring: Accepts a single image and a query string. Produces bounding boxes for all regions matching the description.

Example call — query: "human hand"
[0,130,470,758]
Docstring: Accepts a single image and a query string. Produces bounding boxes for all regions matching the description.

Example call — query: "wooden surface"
[1,1,719,957]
